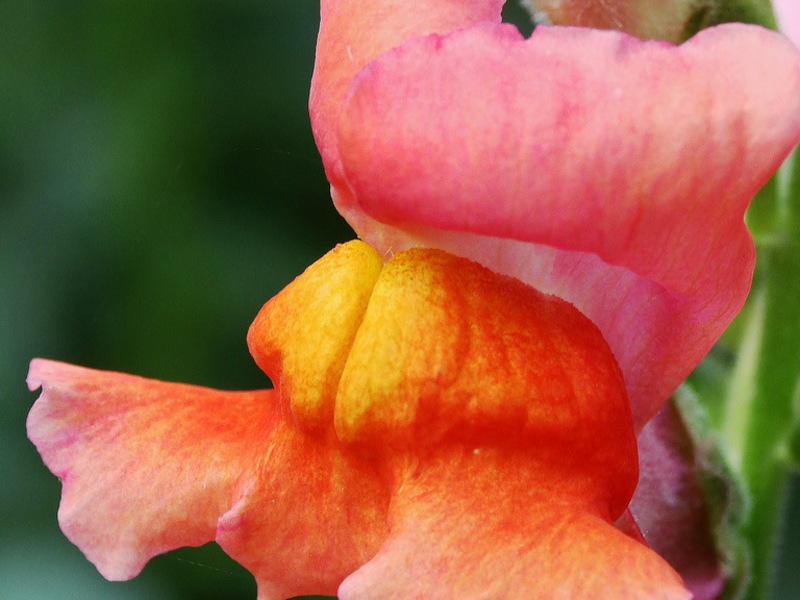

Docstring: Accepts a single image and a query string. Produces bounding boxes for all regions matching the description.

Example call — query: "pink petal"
[309,0,504,186]
[216,418,389,600]
[26,359,279,580]
[333,22,800,429]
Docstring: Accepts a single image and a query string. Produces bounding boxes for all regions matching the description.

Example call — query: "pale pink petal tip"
[26,358,278,580]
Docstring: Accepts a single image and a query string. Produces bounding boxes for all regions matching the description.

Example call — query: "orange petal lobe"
[26,359,278,580]
[216,419,388,600]
[335,248,635,511]
[339,446,689,600]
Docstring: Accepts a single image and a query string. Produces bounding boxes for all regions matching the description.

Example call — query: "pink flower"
[27,2,800,599]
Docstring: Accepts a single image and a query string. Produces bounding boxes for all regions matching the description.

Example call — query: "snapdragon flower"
[27,1,800,598]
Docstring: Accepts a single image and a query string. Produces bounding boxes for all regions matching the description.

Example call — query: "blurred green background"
[2,2,348,599]
[1,2,797,599]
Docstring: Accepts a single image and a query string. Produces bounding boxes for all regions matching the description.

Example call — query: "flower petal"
[26,359,279,580]
[334,22,800,428]
[334,246,635,493]
[215,418,388,600]
[247,240,383,432]
[339,446,690,600]
[309,0,504,186]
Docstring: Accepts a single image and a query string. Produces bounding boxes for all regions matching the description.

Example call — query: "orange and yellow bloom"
[29,242,689,598]
[27,2,800,598]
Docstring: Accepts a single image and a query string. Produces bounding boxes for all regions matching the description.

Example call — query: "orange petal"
[339,446,690,600]
[26,359,279,580]
[249,243,681,595]
[335,247,631,461]
[216,418,388,600]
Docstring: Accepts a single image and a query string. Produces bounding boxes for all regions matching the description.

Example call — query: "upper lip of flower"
[309,6,800,431]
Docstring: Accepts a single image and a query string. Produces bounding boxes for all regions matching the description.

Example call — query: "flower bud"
[524,0,776,42]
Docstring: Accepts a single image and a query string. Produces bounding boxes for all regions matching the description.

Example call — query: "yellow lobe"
[247,240,382,431]
[334,249,633,460]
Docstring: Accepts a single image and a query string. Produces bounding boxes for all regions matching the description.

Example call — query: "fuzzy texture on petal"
[248,240,383,432]
[339,446,689,600]
[332,22,800,429]
[630,400,729,600]
[26,359,279,580]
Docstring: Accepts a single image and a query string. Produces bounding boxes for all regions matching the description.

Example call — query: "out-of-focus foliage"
[1,2,348,599]
[1,2,798,600]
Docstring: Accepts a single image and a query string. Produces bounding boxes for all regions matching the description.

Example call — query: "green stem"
[724,150,800,599]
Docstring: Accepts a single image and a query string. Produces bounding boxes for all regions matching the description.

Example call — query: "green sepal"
[674,384,752,599]
[683,0,777,40]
